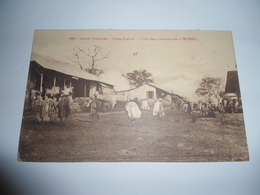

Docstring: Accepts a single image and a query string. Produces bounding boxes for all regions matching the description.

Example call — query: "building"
[116,83,173,101]
[27,54,115,100]
[225,70,241,98]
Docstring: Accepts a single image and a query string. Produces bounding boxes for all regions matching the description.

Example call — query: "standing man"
[191,103,201,123]
[153,98,165,119]
[57,90,71,126]
[186,101,192,115]
[88,95,100,122]
[141,99,150,110]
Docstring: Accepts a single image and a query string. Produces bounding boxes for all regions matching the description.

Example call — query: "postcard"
[18,29,249,162]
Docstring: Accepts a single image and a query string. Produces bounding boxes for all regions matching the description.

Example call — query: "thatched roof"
[225,71,241,97]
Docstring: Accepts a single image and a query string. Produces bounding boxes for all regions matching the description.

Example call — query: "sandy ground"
[18,105,249,162]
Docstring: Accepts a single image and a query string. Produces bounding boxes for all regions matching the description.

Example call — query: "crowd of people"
[25,91,166,127]
[175,96,242,123]
[24,87,73,126]
[24,87,242,127]
[24,88,117,125]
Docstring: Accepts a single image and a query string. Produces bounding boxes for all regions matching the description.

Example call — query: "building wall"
[117,84,157,101]
[89,82,97,97]
[117,91,131,101]
[129,84,156,100]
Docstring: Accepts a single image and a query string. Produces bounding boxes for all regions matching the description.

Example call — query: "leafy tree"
[123,70,154,88]
[67,45,109,76]
[195,77,224,103]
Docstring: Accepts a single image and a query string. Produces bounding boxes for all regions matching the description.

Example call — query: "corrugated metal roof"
[31,53,113,86]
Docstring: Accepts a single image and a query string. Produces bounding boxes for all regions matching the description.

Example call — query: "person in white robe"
[125,100,141,126]
[141,99,150,110]
[153,98,165,119]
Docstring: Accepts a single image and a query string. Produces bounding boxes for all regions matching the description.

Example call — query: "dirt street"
[18,105,249,162]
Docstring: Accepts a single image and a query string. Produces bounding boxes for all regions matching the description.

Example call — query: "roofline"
[116,83,171,94]
[31,60,114,87]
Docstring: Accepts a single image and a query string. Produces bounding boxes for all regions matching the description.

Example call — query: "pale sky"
[31,29,237,102]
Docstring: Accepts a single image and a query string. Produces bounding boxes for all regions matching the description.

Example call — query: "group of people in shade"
[28,88,73,126]
[176,97,242,124]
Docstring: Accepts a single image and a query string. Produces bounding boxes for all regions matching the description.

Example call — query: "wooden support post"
[40,73,43,94]
[53,77,56,94]
[84,83,86,97]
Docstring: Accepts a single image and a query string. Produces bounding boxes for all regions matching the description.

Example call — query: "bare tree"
[67,45,109,76]
[68,47,84,70]
[86,45,109,75]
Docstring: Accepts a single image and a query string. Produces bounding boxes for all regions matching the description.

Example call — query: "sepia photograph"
[18,29,249,162]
